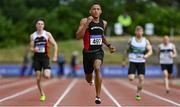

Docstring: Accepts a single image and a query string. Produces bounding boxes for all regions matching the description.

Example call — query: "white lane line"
[0,78,18,83]
[0,78,56,103]
[115,79,180,107]
[0,79,33,90]
[102,84,122,107]
[146,80,180,93]
[53,79,77,107]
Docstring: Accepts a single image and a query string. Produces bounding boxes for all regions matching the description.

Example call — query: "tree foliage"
[0,0,180,47]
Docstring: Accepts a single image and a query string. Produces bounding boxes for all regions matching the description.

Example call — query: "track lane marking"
[115,79,180,106]
[0,78,57,103]
[102,84,122,107]
[53,79,77,107]
[0,78,33,90]
[146,79,180,93]
[0,78,18,83]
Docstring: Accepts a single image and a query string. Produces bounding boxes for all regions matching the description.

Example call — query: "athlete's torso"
[32,30,49,56]
[128,37,148,63]
[159,43,175,64]
[83,19,104,51]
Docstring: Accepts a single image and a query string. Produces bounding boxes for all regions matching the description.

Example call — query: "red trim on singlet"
[45,40,50,58]
[83,30,90,50]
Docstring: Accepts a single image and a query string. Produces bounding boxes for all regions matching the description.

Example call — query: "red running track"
[0,77,180,107]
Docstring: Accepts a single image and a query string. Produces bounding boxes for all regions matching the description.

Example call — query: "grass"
[0,36,180,65]
[0,39,124,65]
[0,46,26,64]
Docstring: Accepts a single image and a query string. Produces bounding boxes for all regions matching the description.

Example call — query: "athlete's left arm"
[171,44,177,58]
[47,32,58,62]
[144,40,153,59]
[102,20,116,53]
[157,45,161,61]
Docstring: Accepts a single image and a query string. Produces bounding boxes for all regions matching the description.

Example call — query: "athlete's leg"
[44,69,51,79]
[93,59,102,98]
[93,59,102,104]
[85,73,93,83]
[135,62,145,101]
[38,69,50,101]
[168,73,172,79]
[128,74,135,81]
[128,62,136,81]
[168,73,172,93]
[164,69,169,92]
[137,74,144,96]
[36,71,45,96]
[83,52,94,85]
[43,56,51,79]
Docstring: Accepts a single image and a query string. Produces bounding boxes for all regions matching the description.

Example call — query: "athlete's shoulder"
[130,36,135,40]
[144,37,150,44]
[45,31,53,38]
[30,32,36,39]
[158,43,163,48]
[102,20,107,28]
[30,33,34,37]
[30,31,36,36]
[169,42,176,48]
[128,36,134,44]
[143,37,147,40]
[169,42,174,45]
[102,20,107,24]
[159,43,163,46]
[30,34,34,40]
[45,30,50,35]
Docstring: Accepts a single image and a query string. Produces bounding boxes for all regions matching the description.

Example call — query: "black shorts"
[128,62,145,75]
[83,49,104,75]
[161,64,173,74]
[33,54,50,71]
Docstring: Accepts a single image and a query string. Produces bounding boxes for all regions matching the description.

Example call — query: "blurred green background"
[0,0,180,64]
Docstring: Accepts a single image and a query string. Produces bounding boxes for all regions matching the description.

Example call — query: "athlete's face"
[36,20,44,31]
[163,36,169,45]
[135,29,143,38]
[90,4,102,19]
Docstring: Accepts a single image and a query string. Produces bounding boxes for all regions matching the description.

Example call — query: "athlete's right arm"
[30,34,38,53]
[76,16,93,39]
[126,39,131,55]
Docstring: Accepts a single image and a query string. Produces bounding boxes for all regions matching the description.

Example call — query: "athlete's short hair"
[90,1,101,9]
[35,18,45,24]
[164,35,169,38]
[135,25,143,31]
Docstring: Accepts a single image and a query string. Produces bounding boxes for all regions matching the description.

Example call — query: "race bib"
[129,54,144,60]
[160,53,171,62]
[136,54,144,59]
[90,35,102,45]
[36,45,45,53]
[160,53,170,58]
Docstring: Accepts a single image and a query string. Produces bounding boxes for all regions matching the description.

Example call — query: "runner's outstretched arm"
[76,16,93,39]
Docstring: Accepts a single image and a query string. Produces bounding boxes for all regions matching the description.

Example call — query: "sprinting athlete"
[127,26,152,101]
[158,35,177,93]
[76,2,116,104]
[30,18,58,101]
